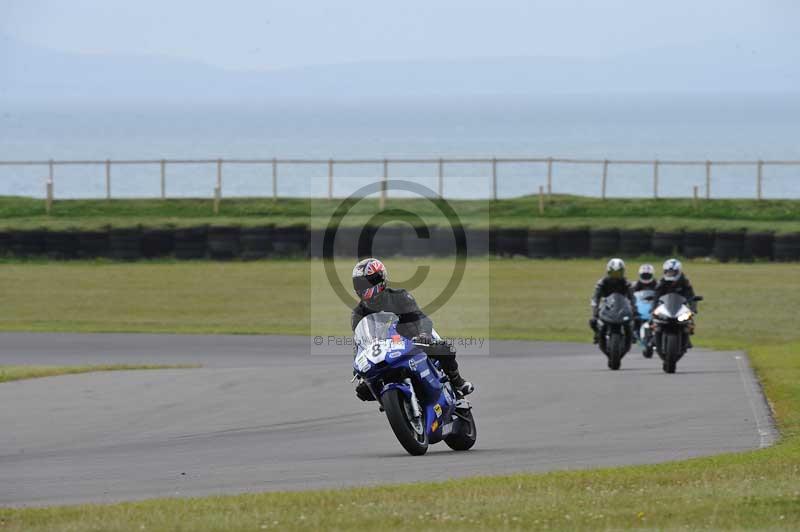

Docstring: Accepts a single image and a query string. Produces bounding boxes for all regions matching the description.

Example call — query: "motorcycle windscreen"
[600,293,633,321]
[657,293,688,316]
[354,311,400,347]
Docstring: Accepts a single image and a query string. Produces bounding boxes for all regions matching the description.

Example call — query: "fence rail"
[1,157,799,205]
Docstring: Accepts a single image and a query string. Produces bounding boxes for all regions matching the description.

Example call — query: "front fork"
[405,378,422,419]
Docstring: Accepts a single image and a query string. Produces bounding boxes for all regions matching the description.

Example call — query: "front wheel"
[607,332,623,370]
[663,333,679,374]
[444,408,477,451]
[383,389,428,456]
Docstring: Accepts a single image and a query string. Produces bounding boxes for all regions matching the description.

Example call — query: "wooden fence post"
[380,159,388,210]
[105,159,111,200]
[328,159,334,199]
[653,160,659,199]
[46,160,54,214]
[272,158,278,200]
[160,159,166,199]
[437,158,444,197]
[757,160,763,200]
[491,158,497,200]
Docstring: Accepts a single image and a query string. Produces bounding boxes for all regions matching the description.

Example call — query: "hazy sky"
[1,0,796,71]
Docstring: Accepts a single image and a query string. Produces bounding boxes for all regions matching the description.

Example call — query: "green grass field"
[0,259,798,530]
[0,363,198,383]
[2,194,800,232]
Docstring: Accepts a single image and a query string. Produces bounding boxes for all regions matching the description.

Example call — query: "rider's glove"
[412,332,433,345]
[355,379,374,401]
[589,318,598,330]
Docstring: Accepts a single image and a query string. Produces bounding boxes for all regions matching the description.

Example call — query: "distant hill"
[1,33,797,105]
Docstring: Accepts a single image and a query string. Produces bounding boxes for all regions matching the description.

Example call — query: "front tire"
[444,409,477,451]
[663,333,679,374]
[383,389,428,456]
[607,332,623,370]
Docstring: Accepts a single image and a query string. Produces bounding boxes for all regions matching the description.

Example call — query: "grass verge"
[0,363,199,383]
[1,194,800,232]
[0,259,797,530]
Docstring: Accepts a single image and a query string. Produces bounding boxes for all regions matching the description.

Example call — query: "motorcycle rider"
[654,259,697,312]
[652,258,698,347]
[630,263,656,292]
[350,257,474,400]
[589,258,639,344]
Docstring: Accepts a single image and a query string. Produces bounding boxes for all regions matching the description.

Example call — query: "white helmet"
[662,258,683,281]
[606,258,626,280]
[638,263,655,284]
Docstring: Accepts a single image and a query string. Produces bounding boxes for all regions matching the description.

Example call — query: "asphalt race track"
[0,333,776,507]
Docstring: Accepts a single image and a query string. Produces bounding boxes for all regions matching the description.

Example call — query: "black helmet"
[352,258,387,300]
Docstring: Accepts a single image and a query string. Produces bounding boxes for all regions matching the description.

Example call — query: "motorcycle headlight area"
[653,305,669,320]
[677,310,693,322]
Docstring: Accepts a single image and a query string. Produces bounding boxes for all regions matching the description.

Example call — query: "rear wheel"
[663,333,679,374]
[383,389,428,456]
[643,344,654,359]
[444,409,477,451]
[607,332,623,370]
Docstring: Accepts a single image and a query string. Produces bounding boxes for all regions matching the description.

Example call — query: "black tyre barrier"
[141,229,175,259]
[332,226,360,259]
[465,228,491,257]
[308,228,324,259]
[400,225,432,257]
[527,229,557,258]
[78,230,110,258]
[744,232,773,261]
[494,228,528,257]
[12,229,47,257]
[45,230,79,260]
[589,229,620,258]
[683,231,715,258]
[619,229,653,256]
[240,226,274,260]
[0,231,13,257]
[773,233,800,262]
[430,225,457,257]
[713,231,745,263]
[174,226,208,260]
[652,231,683,256]
[272,225,308,257]
[370,225,404,258]
[109,228,142,261]
[556,228,590,258]
[208,226,241,260]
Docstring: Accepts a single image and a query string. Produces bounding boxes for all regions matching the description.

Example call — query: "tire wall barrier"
[0,226,797,262]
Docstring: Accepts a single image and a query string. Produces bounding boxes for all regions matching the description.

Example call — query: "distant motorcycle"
[651,294,703,373]
[596,293,635,370]
[633,289,656,358]
[352,311,476,456]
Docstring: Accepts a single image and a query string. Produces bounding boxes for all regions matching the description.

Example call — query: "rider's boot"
[447,369,474,396]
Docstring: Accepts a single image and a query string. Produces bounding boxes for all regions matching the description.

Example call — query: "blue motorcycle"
[353,312,477,456]
[633,289,656,358]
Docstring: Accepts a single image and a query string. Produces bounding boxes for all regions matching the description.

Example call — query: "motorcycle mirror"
[693,296,704,302]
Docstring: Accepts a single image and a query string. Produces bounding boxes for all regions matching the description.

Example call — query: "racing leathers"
[590,277,640,342]
[351,287,469,398]
[654,274,698,312]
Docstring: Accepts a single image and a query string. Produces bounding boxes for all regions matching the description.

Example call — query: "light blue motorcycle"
[353,311,477,456]
[634,289,656,358]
